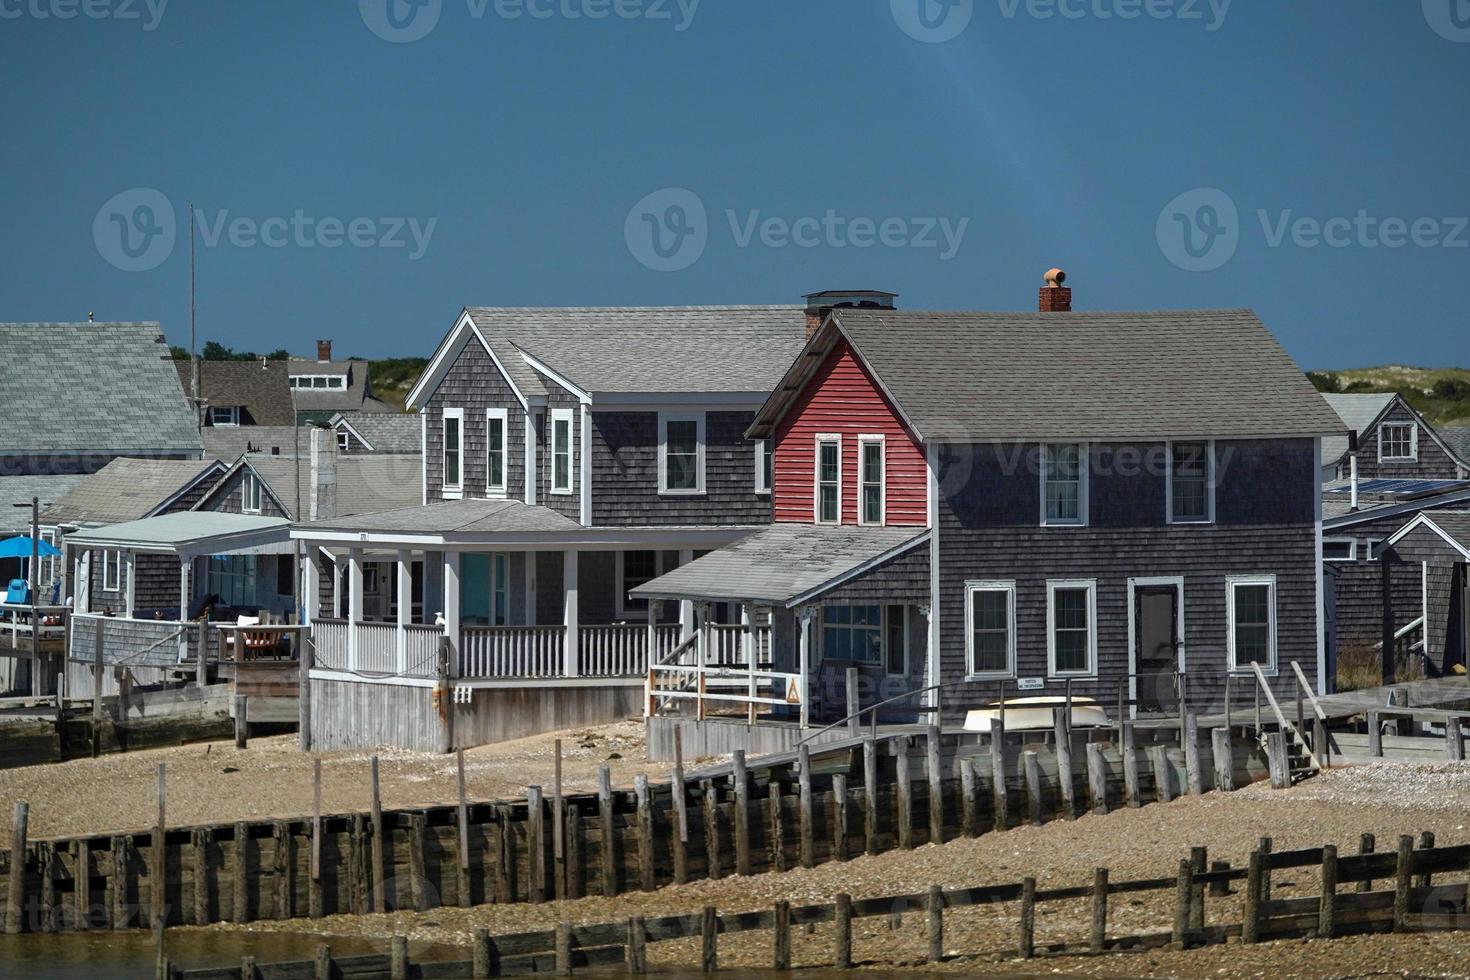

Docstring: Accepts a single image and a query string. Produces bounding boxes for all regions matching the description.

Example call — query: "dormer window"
[209,406,241,427]
[1380,422,1417,462]
[815,435,841,524]
[443,408,464,494]
[486,408,508,498]
[551,408,574,494]
[241,471,263,514]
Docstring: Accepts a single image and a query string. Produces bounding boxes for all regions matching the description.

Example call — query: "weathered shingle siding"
[1356,402,1465,481]
[134,554,182,613]
[1382,524,1468,670]
[198,468,290,519]
[934,438,1321,720]
[424,340,526,504]
[537,380,582,522]
[163,475,216,514]
[815,541,931,606]
[589,411,771,527]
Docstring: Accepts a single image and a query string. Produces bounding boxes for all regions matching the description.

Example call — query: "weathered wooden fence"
[0,722,1279,933]
[170,833,1470,978]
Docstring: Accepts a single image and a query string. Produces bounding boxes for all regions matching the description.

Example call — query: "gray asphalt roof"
[629,523,930,606]
[296,497,582,536]
[750,309,1343,443]
[235,454,422,520]
[1439,426,1470,466]
[66,512,290,554]
[176,359,296,426]
[1320,393,1397,467]
[0,475,88,532]
[288,360,391,414]
[0,323,201,453]
[202,426,319,461]
[464,306,807,395]
[1423,511,1470,548]
[334,413,422,453]
[41,458,222,525]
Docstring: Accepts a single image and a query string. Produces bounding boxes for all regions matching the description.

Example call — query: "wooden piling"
[845,666,861,736]
[1183,713,1203,795]
[1211,727,1234,792]
[896,738,913,849]
[456,751,471,907]
[1086,742,1108,815]
[1368,710,1383,757]
[111,835,129,930]
[311,759,325,917]
[1447,718,1464,761]
[275,820,295,919]
[701,778,721,880]
[1053,709,1075,819]
[926,725,944,844]
[597,766,617,896]
[1121,722,1140,808]
[991,720,1010,829]
[634,776,655,892]
[1022,750,1043,826]
[1266,732,1290,789]
[190,828,211,926]
[552,741,565,901]
[960,758,980,834]
[671,729,688,885]
[1018,876,1036,959]
[767,782,785,873]
[369,756,385,913]
[1148,745,1173,803]
[1393,834,1413,932]
[232,823,250,924]
[39,841,56,934]
[1418,830,1435,888]
[626,916,647,974]
[926,883,944,963]
[472,927,495,978]
[1090,867,1108,952]
[834,892,853,968]
[152,765,166,930]
[1172,857,1193,945]
[1189,846,1206,930]
[798,744,814,868]
[1357,833,1375,893]
[527,785,545,903]
[6,801,28,934]
[733,750,752,876]
[564,801,582,900]
[74,839,92,930]
[700,905,718,973]
[554,922,572,976]
[390,935,408,980]
[830,773,848,861]
[314,944,331,980]
[1242,849,1263,944]
[863,737,879,854]
[1318,843,1338,938]
[773,899,792,970]
[494,806,514,904]
[234,696,248,750]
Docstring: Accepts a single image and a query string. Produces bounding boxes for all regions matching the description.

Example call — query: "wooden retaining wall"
[0,726,1273,933]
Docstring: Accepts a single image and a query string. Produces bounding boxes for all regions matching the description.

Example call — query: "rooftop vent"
[802,290,898,340]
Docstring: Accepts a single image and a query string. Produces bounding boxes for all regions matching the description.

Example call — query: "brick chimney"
[316,339,333,362]
[802,290,898,341]
[1039,268,1072,312]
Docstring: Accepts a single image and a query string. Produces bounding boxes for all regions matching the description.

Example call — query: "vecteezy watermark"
[0,0,169,30]
[93,189,438,271]
[995,0,1232,31]
[624,188,970,273]
[1423,0,1470,42]
[891,0,974,43]
[359,0,699,43]
[1158,187,1469,272]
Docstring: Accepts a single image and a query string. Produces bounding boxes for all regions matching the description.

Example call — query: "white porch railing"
[646,662,804,723]
[460,626,566,678]
[354,621,398,674]
[708,624,773,668]
[404,624,444,678]
[311,619,350,671]
[579,624,681,677]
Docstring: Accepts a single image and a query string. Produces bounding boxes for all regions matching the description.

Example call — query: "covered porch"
[631,523,932,758]
[1380,511,1470,682]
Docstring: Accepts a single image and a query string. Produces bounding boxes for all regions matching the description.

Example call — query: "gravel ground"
[0,722,669,844]
[192,754,1470,978]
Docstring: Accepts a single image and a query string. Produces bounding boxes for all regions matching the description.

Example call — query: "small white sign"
[1016,678,1045,692]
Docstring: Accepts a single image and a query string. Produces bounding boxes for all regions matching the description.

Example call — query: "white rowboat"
[962,696,1111,733]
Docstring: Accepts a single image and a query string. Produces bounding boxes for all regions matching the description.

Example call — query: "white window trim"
[657,412,706,496]
[336,430,351,451]
[814,433,842,525]
[485,407,509,499]
[550,407,575,496]
[1046,578,1098,679]
[1322,537,1358,562]
[1165,439,1216,525]
[1378,421,1419,462]
[857,434,887,526]
[615,550,668,620]
[1364,538,1384,561]
[1040,442,1089,528]
[241,471,263,515]
[442,407,465,499]
[1226,574,1279,676]
[101,550,121,592]
[209,406,241,427]
[818,604,885,666]
[965,579,1017,681]
[754,439,773,495]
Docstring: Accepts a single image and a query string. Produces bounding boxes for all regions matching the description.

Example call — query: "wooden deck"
[1315,675,1470,720]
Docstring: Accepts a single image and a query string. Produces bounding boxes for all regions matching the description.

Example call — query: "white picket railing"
[404,624,444,678]
[578,623,682,677]
[310,618,350,671]
[354,621,398,674]
[708,624,773,668]
[460,626,566,679]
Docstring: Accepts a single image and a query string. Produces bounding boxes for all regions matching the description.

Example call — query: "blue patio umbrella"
[0,535,62,559]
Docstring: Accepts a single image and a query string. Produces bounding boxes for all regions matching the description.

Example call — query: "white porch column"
[73,549,88,615]
[563,549,579,676]
[178,558,192,665]
[347,548,364,671]
[303,550,321,622]
[124,552,136,619]
[678,549,694,643]
[396,549,411,674]
[797,606,815,729]
[697,601,712,667]
[524,551,536,626]
[742,604,756,724]
[442,551,461,677]
[331,555,342,618]
[524,413,537,506]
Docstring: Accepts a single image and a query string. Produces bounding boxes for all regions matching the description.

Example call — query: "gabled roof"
[201,452,422,521]
[332,413,421,453]
[0,322,200,454]
[175,359,295,426]
[749,309,1343,443]
[1383,511,1470,562]
[288,359,393,415]
[629,523,930,607]
[1440,426,1470,465]
[408,306,808,408]
[1319,392,1397,468]
[40,458,224,526]
[1,475,88,532]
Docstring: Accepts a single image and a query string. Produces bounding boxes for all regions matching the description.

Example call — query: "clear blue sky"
[2,1,1466,369]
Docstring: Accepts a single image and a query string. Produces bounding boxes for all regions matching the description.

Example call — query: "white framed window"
[336,429,351,452]
[327,376,345,389]
[1167,440,1215,524]
[101,550,122,592]
[858,435,886,526]
[1379,422,1417,462]
[814,434,841,524]
[1322,538,1357,562]
[486,407,508,498]
[443,407,465,494]
[755,439,774,495]
[1047,579,1097,678]
[884,604,908,676]
[1041,443,1088,526]
[616,550,669,618]
[821,605,882,664]
[1227,575,1278,674]
[241,471,263,514]
[207,555,257,609]
[209,406,241,427]
[965,580,1017,680]
[1364,538,1384,561]
[658,413,706,495]
[550,408,574,495]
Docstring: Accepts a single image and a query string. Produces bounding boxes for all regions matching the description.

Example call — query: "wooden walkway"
[1316,675,1470,720]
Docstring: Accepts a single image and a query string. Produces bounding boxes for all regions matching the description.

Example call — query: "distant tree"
[264,348,291,361]
[1306,371,1341,393]
[168,345,190,360]
[1432,378,1470,400]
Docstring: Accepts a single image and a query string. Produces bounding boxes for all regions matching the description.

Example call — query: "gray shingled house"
[289,304,810,751]
[631,285,1346,756]
[175,358,296,428]
[288,340,394,424]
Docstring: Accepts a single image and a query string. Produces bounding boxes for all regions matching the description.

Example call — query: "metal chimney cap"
[1044,268,1067,287]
